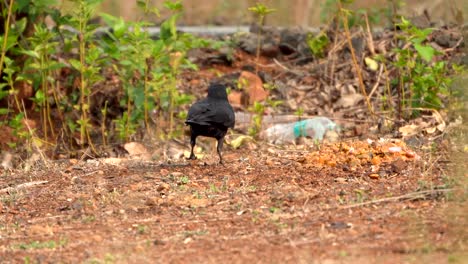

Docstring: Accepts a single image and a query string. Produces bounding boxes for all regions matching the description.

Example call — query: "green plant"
[20,24,64,140]
[209,183,219,193]
[178,175,190,185]
[248,101,264,137]
[354,189,366,203]
[0,0,228,155]
[247,85,282,137]
[321,0,392,27]
[0,0,31,148]
[269,206,280,213]
[307,32,329,58]
[136,224,148,234]
[102,1,210,141]
[248,3,276,74]
[67,0,104,149]
[294,107,305,120]
[15,238,67,250]
[392,17,456,116]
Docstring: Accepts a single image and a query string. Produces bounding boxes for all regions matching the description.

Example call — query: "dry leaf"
[124,142,150,159]
[399,124,420,137]
[228,135,253,149]
[364,57,379,71]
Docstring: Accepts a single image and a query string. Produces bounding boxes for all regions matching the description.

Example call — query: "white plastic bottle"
[262,117,338,144]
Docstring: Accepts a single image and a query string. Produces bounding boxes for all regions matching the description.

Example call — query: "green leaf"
[160,14,180,42]
[414,44,435,62]
[69,59,82,71]
[14,17,28,34]
[35,90,45,103]
[19,49,40,59]
[113,17,126,38]
[136,0,146,9]
[164,0,183,11]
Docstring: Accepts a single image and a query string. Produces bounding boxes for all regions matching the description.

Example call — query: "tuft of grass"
[14,238,67,250]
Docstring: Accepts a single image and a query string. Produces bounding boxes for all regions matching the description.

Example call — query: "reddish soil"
[0,20,466,263]
[0,139,466,263]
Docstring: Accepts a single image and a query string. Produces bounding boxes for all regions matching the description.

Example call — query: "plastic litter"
[263,117,339,144]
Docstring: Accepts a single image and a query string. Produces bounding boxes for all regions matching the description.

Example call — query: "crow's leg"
[216,137,224,164]
[188,132,197,160]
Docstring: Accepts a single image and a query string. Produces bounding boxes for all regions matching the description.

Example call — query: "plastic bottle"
[262,117,339,144]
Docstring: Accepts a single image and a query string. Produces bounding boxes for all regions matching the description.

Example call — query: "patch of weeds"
[86,253,116,264]
[353,189,367,203]
[23,256,33,264]
[237,185,257,195]
[101,189,121,205]
[417,180,432,191]
[209,183,219,193]
[136,225,148,235]
[338,250,348,257]
[271,218,288,230]
[82,214,96,223]
[178,175,190,185]
[1,191,20,207]
[2,222,21,233]
[179,207,192,216]
[307,32,329,58]
[192,191,203,199]
[251,210,260,223]
[337,194,347,205]
[269,206,280,214]
[422,243,436,254]
[447,253,466,264]
[15,238,67,250]
[220,176,229,192]
[233,203,243,211]
[247,185,257,192]
[180,229,208,238]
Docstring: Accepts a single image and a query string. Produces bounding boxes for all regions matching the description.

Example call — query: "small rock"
[157,183,170,192]
[71,176,83,185]
[328,221,352,230]
[183,237,192,244]
[391,158,407,173]
[153,239,165,246]
[171,172,183,177]
[334,177,347,183]
[145,197,161,207]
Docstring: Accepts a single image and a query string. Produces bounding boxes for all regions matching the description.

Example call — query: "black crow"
[185,83,235,164]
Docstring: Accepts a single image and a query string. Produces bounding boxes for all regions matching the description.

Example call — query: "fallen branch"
[0,181,49,194]
[340,188,454,209]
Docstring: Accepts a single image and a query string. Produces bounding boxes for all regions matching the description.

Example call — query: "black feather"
[185,83,235,164]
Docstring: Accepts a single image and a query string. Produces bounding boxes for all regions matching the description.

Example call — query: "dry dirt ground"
[0,21,467,263]
[0,138,466,263]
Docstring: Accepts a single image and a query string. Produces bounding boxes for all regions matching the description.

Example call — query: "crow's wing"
[186,99,235,128]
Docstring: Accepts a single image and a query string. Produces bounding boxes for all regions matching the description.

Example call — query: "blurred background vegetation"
[68,0,468,26]
[0,0,465,155]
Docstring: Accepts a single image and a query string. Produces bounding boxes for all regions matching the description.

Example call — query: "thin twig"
[0,181,49,194]
[368,64,384,98]
[340,188,454,209]
[340,5,375,117]
[364,12,375,55]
